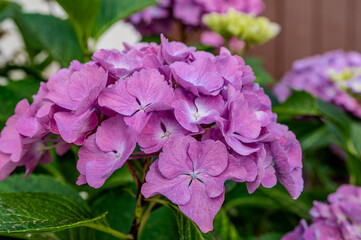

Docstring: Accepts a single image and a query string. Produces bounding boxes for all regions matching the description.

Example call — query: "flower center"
[191,172,198,179]
[193,112,201,120]
[115,152,122,158]
[162,130,172,138]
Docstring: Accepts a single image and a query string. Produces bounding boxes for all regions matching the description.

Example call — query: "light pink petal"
[0,152,16,181]
[261,166,277,188]
[54,109,98,145]
[158,135,194,179]
[96,115,136,163]
[46,68,78,110]
[179,180,224,233]
[277,167,304,199]
[187,140,228,176]
[124,111,152,133]
[198,174,225,198]
[98,80,139,116]
[221,154,247,182]
[173,99,199,132]
[0,125,22,159]
[141,160,191,205]
[67,63,107,102]
[225,135,260,155]
[231,100,261,139]
[126,68,173,108]
[76,135,118,188]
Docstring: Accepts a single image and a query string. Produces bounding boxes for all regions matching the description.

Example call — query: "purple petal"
[98,80,139,116]
[179,180,224,233]
[141,160,191,205]
[77,135,119,188]
[126,68,174,109]
[95,115,136,161]
[187,140,228,176]
[138,111,189,153]
[54,109,98,145]
[158,135,194,179]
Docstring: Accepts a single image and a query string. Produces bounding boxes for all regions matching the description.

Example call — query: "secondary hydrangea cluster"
[274,50,361,118]
[128,0,264,37]
[203,9,280,51]
[0,35,303,233]
[283,184,361,240]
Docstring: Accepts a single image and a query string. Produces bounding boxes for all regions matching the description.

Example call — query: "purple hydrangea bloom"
[0,35,302,233]
[274,50,361,118]
[141,135,247,232]
[128,0,264,37]
[283,185,361,240]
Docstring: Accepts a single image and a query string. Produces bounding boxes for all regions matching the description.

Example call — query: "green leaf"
[213,209,240,240]
[350,122,361,155]
[0,79,40,128]
[244,57,275,86]
[316,100,351,133]
[273,91,318,117]
[299,125,336,152]
[92,189,136,239]
[91,0,157,39]
[175,210,220,240]
[55,0,100,43]
[140,207,178,240]
[259,187,311,220]
[14,13,84,66]
[0,1,20,23]
[0,193,105,233]
[0,174,85,207]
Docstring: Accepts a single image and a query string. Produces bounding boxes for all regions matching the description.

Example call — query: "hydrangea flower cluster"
[128,0,264,37]
[203,9,280,51]
[0,35,303,233]
[283,184,361,240]
[274,50,361,118]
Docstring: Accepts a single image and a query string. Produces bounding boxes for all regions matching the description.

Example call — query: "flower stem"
[125,161,140,189]
[129,153,159,160]
[86,223,133,239]
[129,157,152,239]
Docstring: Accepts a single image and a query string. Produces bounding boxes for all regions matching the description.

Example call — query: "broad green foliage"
[15,13,84,67]
[55,0,100,43]
[213,210,240,240]
[92,189,136,239]
[91,0,157,39]
[0,193,105,233]
[0,174,85,206]
[273,91,319,117]
[140,207,178,240]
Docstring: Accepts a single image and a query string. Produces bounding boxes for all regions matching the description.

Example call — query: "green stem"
[86,223,133,239]
[41,163,65,182]
[138,202,156,234]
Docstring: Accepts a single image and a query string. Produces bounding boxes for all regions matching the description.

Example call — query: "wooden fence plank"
[247,0,278,78]
[283,0,313,76]
[319,0,348,53]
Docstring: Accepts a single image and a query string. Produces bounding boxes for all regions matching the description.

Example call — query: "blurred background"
[250,0,361,79]
[0,0,140,79]
[3,0,360,80]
